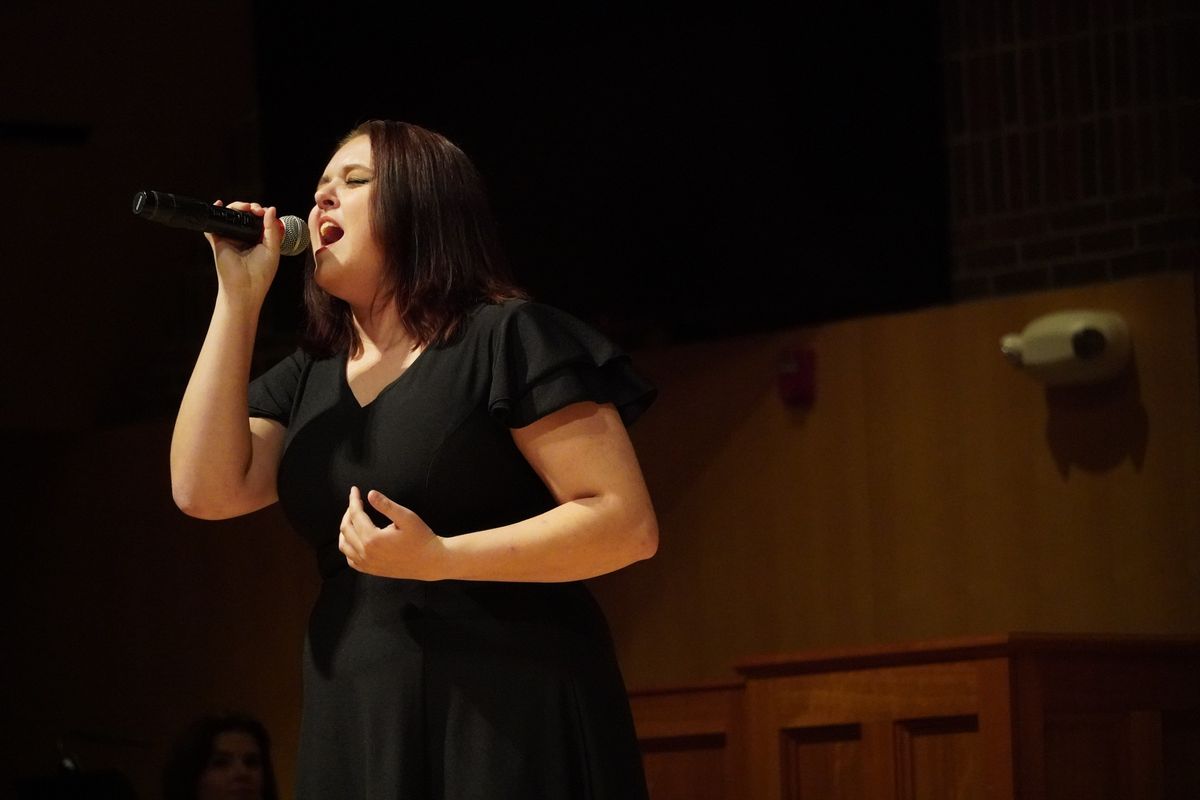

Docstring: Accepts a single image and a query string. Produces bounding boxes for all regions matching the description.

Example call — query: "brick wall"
[942,0,1199,299]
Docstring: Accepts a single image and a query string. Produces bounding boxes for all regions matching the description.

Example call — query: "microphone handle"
[131,190,262,244]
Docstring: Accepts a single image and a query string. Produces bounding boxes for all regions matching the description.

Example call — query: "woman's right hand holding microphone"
[205,200,283,303]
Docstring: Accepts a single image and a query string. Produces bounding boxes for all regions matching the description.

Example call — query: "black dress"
[247,299,655,800]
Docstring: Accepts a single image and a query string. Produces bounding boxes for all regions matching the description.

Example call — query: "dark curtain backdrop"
[250,5,950,349]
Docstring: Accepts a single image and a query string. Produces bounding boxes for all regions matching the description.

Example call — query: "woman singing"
[170,120,657,798]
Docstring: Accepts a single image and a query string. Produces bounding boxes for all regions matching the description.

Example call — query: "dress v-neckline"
[343,347,427,409]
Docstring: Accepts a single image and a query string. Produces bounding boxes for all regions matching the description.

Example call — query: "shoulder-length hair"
[161,712,279,800]
[303,120,525,356]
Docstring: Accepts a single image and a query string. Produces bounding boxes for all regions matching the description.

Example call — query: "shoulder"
[283,346,319,370]
[469,297,544,329]
[252,347,308,382]
[468,298,591,326]
[255,346,333,381]
[248,347,325,422]
[250,346,346,396]
[469,299,618,356]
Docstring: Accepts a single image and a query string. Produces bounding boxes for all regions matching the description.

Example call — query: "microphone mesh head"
[279,215,310,256]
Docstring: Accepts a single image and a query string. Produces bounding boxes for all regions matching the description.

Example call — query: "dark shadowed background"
[248,4,950,350]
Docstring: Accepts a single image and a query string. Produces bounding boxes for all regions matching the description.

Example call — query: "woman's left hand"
[338,486,448,580]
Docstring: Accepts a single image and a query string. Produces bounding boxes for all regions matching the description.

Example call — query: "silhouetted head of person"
[162,713,278,800]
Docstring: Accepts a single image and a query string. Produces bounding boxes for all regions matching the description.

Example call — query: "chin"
[313,261,346,299]
[314,265,367,308]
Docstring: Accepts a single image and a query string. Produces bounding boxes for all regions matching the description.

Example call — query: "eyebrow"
[210,747,261,759]
[316,163,373,188]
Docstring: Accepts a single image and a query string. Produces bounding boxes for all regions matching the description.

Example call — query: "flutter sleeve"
[488,301,657,429]
[247,348,309,425]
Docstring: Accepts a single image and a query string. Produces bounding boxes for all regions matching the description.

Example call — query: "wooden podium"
[629,633,1200,799]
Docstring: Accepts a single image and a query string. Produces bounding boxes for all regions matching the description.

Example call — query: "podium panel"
[629,634,1200,800]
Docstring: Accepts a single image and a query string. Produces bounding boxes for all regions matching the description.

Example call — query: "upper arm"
[510,401,656,524]
[172,417,285,520]
[242,416,286,511]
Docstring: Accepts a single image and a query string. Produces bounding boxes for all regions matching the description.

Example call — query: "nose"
[313,183,337,209]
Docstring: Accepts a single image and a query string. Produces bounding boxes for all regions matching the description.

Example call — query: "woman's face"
[309,134,388,307]
[196,730,264,800]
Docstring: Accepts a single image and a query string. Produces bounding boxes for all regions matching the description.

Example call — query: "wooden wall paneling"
[893,714,981,799]
[629,682,745,800]
[972,656,1016,798]
[640,735,726,800]
[741,652,1011,799]
[1162,710,1200,798]
[780,723,866,799]
[1043,711,1132,799]
[1010,653,1047,800]
[1030,644,1200,799]
[862,721,897,799]
[1125,711,1165,799]
[596,273,1200,694]
[744,674,785,800]
[635,634,1200,799]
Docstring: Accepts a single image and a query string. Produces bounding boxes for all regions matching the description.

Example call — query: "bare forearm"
[170,291,263,516]
[343,404,659,583]
[439,493,658,582]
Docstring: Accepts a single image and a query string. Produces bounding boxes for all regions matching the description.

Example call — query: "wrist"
[434,534,468,581]
[214,283,266,320]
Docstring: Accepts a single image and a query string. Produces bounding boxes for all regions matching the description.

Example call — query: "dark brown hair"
[303,120,525,356]
[161,712,279,800]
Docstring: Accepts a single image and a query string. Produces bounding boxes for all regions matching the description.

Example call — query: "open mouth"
[319,222,344,246]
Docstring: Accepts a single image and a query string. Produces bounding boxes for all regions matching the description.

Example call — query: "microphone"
[131,190,310,256]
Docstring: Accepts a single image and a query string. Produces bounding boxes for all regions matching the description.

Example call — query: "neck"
[351,304,413,357]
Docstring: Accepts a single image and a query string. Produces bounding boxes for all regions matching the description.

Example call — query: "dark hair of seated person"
[161,712,279,800]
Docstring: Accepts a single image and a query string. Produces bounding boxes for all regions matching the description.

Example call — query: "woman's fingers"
[367,489,415,526]
[338,498,366,561]
[262,206,281,252]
